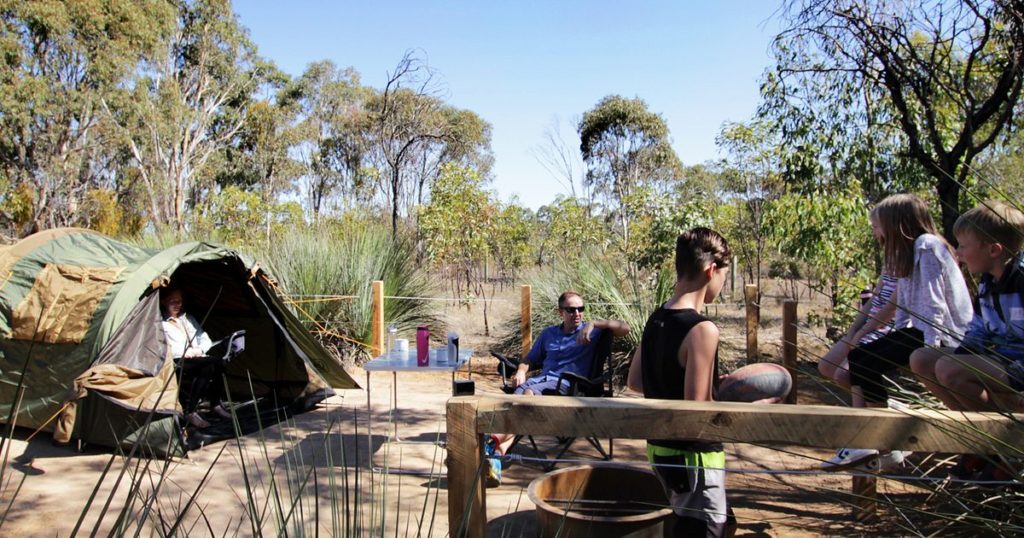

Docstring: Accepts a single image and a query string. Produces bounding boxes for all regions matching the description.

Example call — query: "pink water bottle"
[416,326,430,366]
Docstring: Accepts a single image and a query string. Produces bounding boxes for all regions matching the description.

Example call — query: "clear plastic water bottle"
[387,324,397,356]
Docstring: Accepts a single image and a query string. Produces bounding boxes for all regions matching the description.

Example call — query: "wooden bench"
[446,394,1024,538]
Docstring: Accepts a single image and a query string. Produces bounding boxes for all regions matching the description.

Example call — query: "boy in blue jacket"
[910,200,1024,414]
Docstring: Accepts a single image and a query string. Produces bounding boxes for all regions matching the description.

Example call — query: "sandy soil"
[0,283,944,536]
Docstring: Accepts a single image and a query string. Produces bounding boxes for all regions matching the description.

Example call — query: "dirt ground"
[0,283,956,536]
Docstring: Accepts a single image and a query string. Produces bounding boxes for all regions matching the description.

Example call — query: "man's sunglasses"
[560,306,585,313]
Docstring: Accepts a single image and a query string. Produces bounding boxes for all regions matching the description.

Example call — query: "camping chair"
[491,330,615,470]
[177,330,246,422]
[207,330,246,363]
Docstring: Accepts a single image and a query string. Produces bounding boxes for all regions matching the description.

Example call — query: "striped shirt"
[858,274,898,345]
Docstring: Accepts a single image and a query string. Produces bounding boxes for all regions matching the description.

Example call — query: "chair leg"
[507,434,524,454]
[586,437,611,461]
[527,435,541,455]
[546,437,579,471]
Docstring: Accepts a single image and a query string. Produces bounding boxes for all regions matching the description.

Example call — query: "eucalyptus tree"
[214,93,303,206]
[531,116,592,206]
[284,60,370,220]
[716,120,786,289]
[578,95,681,251]
[419,162,492,301]
[765,181,874,331]
[0,0,173,235]
[109,0,268,232]
[414,106,493,205]
[366,51,493,236]
[771,0,1024,239]
[533,195,605,266]
[365,52,448,236]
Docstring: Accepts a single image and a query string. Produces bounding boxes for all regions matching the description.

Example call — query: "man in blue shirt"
[512,290,631,394]
[486,290,630,486]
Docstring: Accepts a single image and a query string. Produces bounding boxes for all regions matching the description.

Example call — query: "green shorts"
[647,444,732,537]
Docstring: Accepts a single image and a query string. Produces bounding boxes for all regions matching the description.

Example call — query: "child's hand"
[751,396,782,404]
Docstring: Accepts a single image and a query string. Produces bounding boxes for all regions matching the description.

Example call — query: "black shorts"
[847,328,924,404]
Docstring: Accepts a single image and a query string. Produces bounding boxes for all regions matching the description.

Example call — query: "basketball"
[717,363,792,403]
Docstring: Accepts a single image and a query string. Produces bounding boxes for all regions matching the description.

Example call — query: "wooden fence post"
[744,284,759,362]
[371,280,384,357]
[782,299,799,404]
[521,285,532,358]
[852,476,878,522]
[447,397,485,538]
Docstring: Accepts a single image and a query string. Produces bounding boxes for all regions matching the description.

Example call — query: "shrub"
[258,219,440,364]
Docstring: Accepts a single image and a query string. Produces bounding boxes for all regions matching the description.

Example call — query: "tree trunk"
[391,167,401,237]
[935,171,961,245]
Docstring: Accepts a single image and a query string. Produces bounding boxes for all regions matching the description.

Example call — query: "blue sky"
[233,1,782,209]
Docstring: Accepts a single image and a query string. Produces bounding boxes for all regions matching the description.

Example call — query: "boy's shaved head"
[675,228,731,280]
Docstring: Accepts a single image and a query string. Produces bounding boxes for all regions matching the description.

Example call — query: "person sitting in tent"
[161,286,228,428]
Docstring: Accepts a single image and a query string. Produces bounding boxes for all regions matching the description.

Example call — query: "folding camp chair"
[177,330,246,424]
[207,330,246,363]
[491,330,615,470]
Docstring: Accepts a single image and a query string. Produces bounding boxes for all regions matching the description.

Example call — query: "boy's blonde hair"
[953,200,1024,257]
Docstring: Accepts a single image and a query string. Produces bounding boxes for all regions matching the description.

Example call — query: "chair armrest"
[491,352,520,376]
[492,351,531,394]
[556,372,608,396]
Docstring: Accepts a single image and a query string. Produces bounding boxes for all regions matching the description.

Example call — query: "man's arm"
[577,319,631,345]
[513,362,531,387]
[516,330,547,387]
[187,314,214,354]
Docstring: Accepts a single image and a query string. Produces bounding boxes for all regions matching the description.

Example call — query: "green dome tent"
[0,228,357,457]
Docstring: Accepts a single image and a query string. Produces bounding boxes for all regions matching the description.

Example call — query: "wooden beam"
[468,395,1024,454]
[782,300,798,404]
[520,285,532,359]
[447,397,486,538]
[745,284,759,362]
[371,280,384,357]
[448,395,1024,533]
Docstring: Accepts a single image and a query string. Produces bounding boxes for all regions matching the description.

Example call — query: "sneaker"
[957,455,1022,485]
[484,435,502,488]
[822,448,878,471]
[855,450,910,473]
[186,412,210,429]
[950,454,988,480]
[976,458,1021,484]
[212,404,232,419]
[887,398,911,412]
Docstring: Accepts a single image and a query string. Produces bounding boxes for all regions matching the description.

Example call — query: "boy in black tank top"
[627,228,736,538]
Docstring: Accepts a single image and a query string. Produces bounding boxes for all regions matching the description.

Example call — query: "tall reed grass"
[0,384,449,536]
[257,221,440,364]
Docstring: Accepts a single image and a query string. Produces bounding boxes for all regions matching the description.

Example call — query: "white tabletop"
[364,347,473,373]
